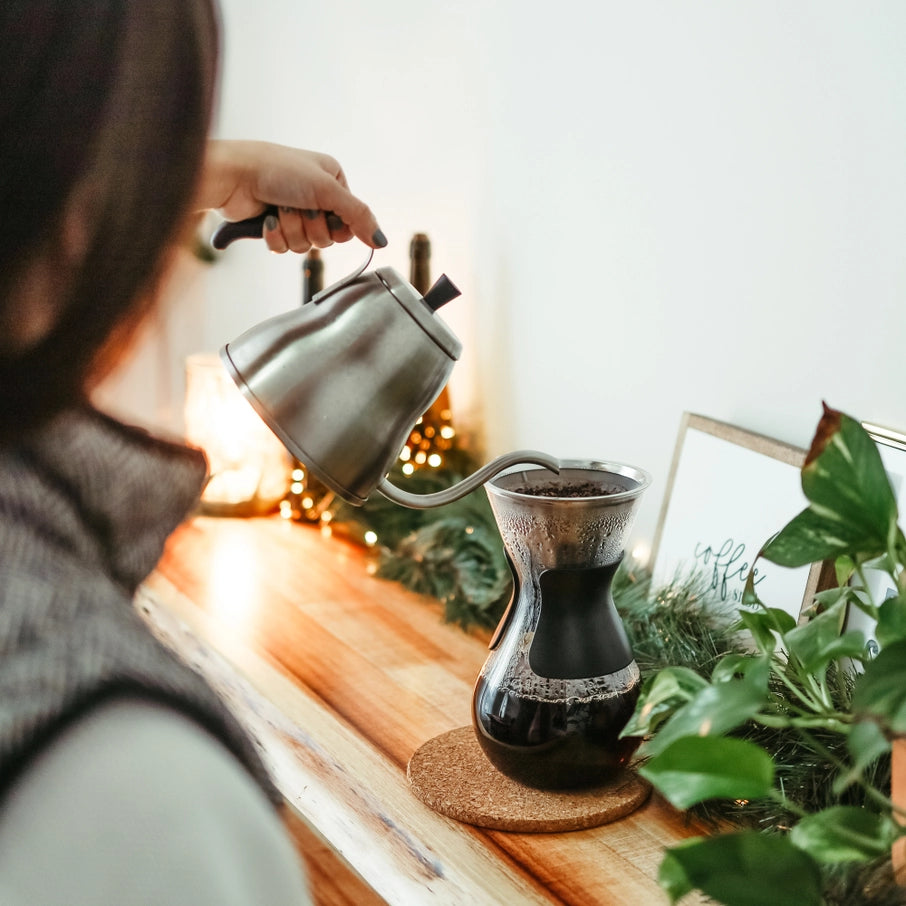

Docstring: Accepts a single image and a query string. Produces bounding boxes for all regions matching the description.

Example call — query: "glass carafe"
[472,461,651,790]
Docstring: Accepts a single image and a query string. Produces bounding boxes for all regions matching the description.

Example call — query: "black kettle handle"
[210,206,276,250]
[211,205,349,250]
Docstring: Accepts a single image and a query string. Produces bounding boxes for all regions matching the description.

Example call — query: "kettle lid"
[371,266,463,361]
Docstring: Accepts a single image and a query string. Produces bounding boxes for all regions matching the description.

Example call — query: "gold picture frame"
[650,412,824,622]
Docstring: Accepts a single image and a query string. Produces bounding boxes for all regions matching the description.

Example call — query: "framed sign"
[650,413,823,621]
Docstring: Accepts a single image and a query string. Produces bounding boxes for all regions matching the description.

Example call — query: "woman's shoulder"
[0,696,312,906]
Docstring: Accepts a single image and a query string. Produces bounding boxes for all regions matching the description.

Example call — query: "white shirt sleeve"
[0,697,313,906]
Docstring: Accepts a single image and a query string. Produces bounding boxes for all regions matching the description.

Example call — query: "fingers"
[325,185,387,249]
[262,212,288,253]
[298,208,332,248]
[262,207,352,254]
[282,207,326,252]
[324,212,353,244]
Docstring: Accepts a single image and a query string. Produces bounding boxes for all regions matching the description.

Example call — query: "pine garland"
[378,519,511,629]
[612,565,740,676]
[330,449,513,628]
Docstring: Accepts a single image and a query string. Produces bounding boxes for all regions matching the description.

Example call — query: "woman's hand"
[197,140,387,252]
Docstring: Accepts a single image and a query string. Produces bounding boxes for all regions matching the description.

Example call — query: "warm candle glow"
[184,353,290,515]
[631,541,651,567]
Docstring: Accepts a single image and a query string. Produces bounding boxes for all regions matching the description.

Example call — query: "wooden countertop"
[139,515,704,906]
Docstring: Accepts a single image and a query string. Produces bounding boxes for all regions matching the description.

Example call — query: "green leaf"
[784,604,865,673]
[641,676,768,757]
[835,554,856,586]
[710,653,771,688]
[861,551,898,574]
[789,806,894,863]
[841,588,879,624]
[657,848,694,904]
[660,832,823,906]
[640,736,774,809]
[763,412,901,569]
[762,507,885,568]
[742,564,765,608]
[846,718,891,764]
[851,639,906,734]
[800,411,898,543]
[620,666,708,739]
[812,586,853,609]
[760,409,899,569]
[764,607,800,634]
[876,593,906,648]
[734,608,795,654]
[833,720,891,794]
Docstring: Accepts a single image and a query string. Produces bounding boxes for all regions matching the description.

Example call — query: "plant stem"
[753,713,850,733]
[854,563,881,620]
[770,659,828,714]
[803,670,834,711]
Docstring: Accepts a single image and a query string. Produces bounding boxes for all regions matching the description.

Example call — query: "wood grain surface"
[140,515,706,905]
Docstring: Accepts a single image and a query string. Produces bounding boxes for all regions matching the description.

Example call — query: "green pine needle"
[614,566,742,676]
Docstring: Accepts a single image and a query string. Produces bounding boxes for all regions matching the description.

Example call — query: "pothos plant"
[623,404,906,906]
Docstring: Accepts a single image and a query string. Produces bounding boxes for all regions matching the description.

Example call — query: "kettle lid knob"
[422,274,461,311]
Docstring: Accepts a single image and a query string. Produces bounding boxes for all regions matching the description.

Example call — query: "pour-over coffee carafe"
[212,218,558,508]
[473,461,651,790]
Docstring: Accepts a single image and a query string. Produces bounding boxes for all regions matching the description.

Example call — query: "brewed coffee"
[473,675,641,789]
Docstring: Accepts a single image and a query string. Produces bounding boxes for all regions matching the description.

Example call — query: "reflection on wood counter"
[139,515,705,906]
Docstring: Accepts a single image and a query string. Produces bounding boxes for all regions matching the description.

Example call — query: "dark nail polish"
[264,214,278,232]
[372,229,388,248]
[326,213,344,232]
[303,209,320,220]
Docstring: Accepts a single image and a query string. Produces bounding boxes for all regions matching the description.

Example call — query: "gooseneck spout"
[376,451,561,510]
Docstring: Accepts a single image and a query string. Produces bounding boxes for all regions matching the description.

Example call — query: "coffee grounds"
[512,481,622,498]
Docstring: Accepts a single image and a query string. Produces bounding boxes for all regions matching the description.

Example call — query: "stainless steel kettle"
[215,230,558,509]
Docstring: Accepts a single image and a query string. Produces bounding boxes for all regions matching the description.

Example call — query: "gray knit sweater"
[0,405,277,804]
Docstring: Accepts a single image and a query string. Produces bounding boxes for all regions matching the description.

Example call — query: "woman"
[0,2,386,903]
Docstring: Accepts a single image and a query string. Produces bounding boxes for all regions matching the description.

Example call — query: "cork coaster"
[406,726,650,833]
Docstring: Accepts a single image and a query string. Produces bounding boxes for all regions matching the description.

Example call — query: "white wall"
[100,0,906,555]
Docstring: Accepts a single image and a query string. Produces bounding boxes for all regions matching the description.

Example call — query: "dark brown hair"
[0,1,219,439]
